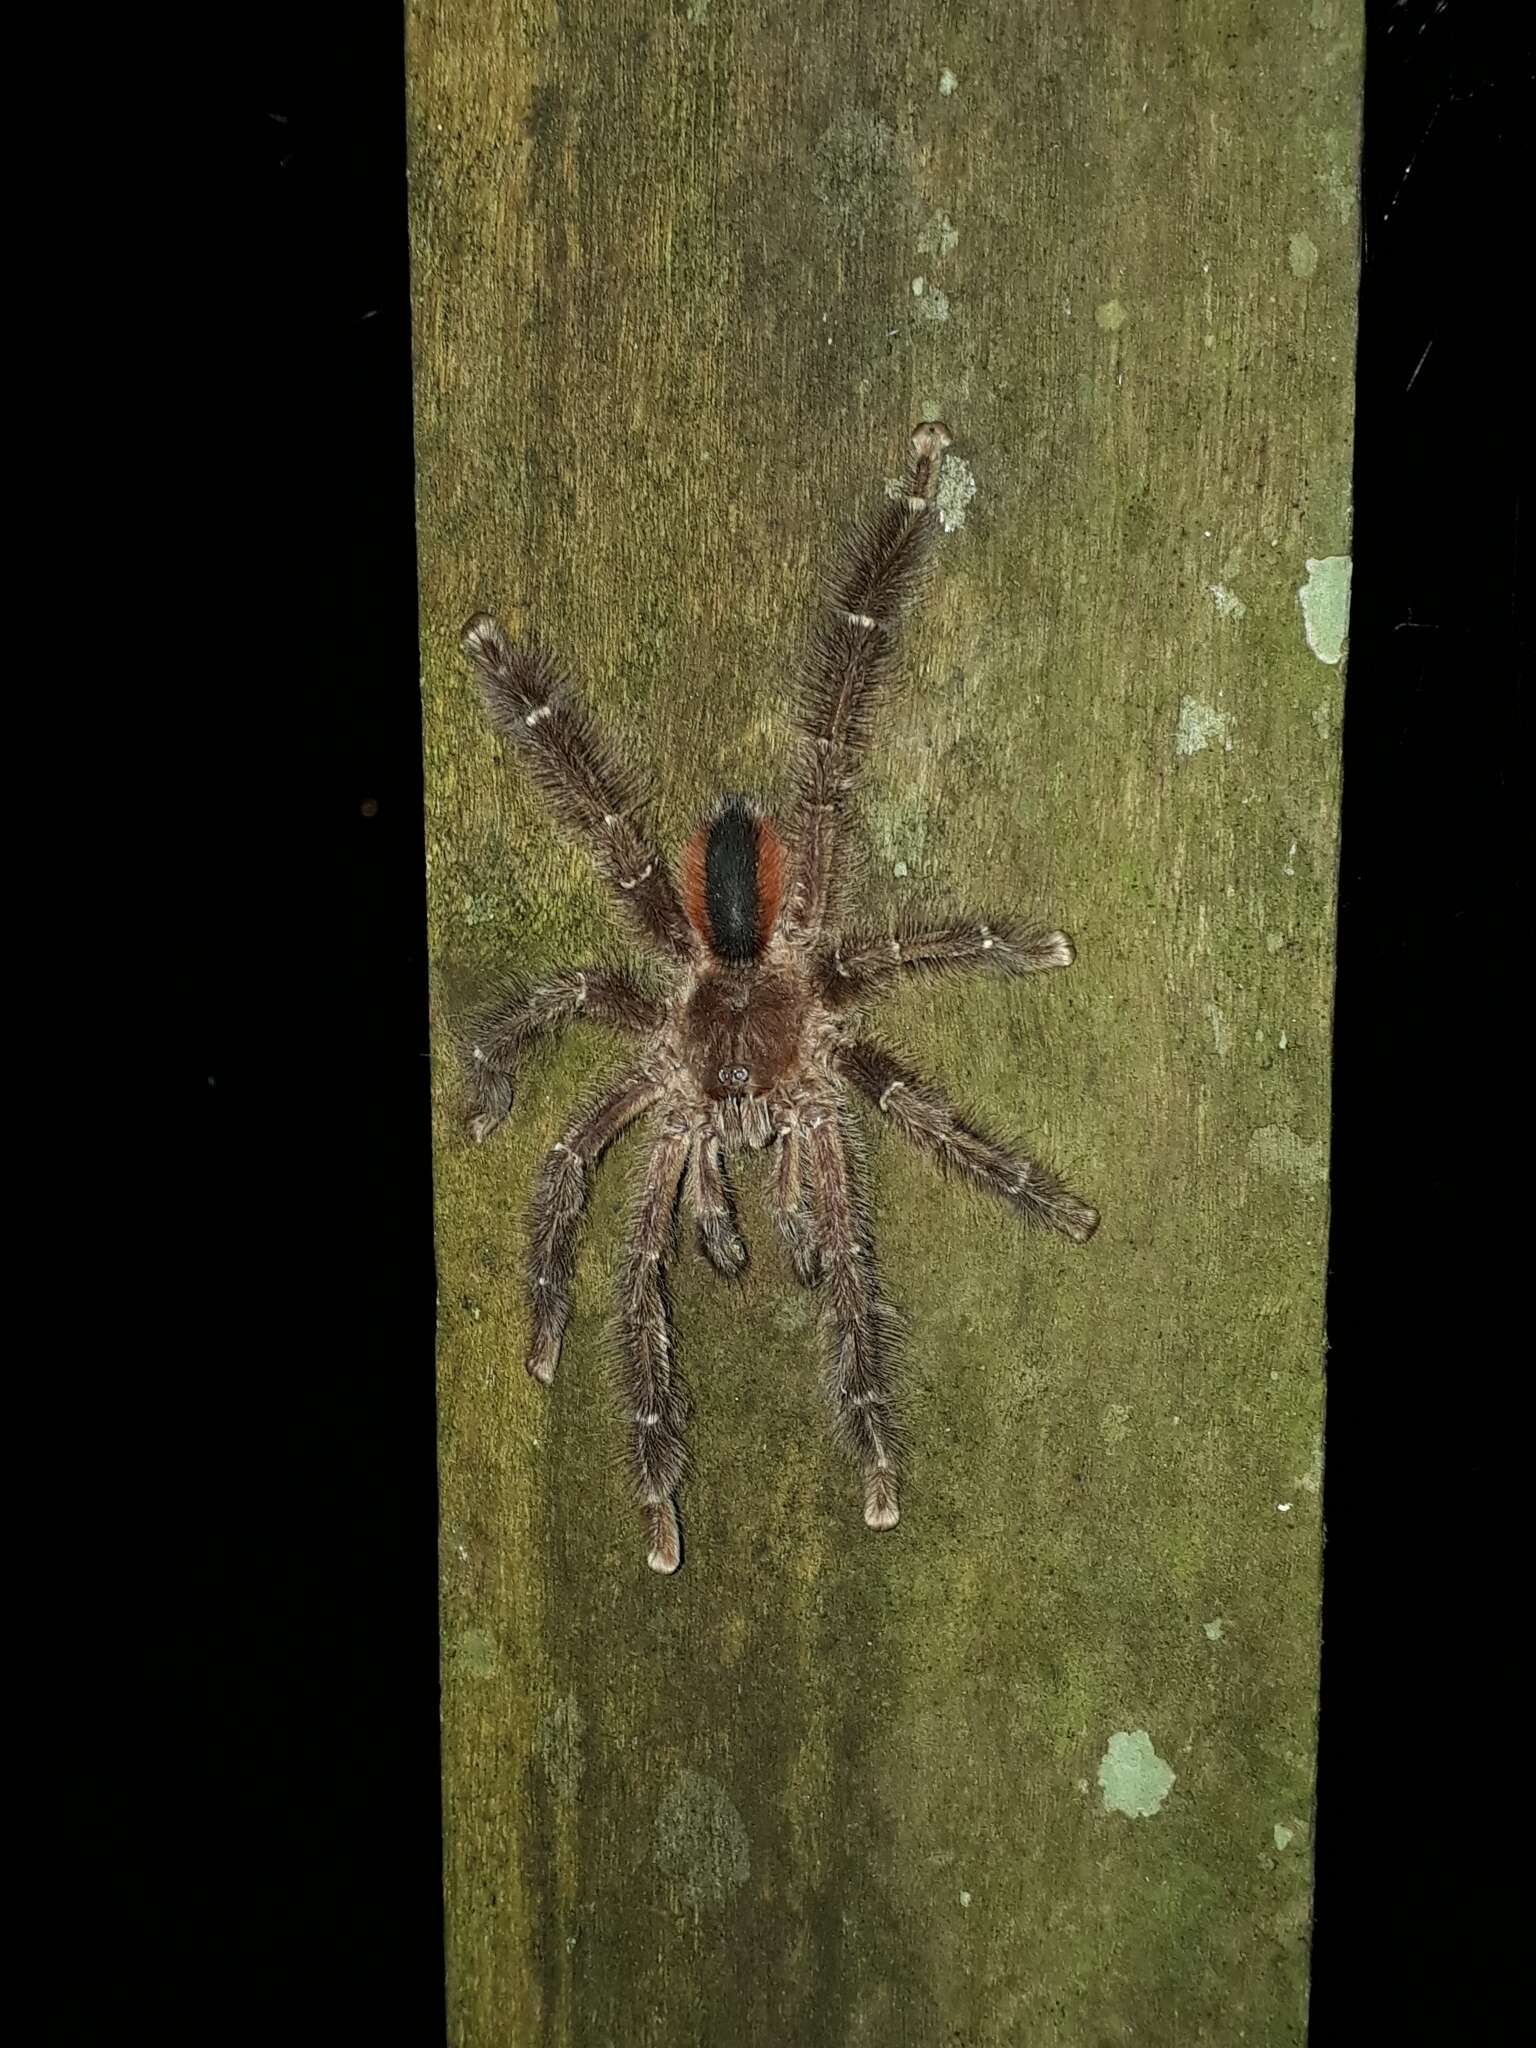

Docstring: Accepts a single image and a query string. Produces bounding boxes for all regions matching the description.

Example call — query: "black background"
[208,2,1522,2037]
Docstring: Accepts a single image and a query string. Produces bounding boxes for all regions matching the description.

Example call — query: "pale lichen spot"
[1248,1124,1328,1188]
[455,1627,498,1678]
[914,284,952,324]
[868,785,933,871]
[1203,1618,1226,1642]
[1288,230,1320,279]
[654,1768,751,1909]
[1095,298,1129,332]
[1294,1433,1323,1495]
[813,110,898,225]
[1100,1400,1132,1447]
[1175,696,1235,756]
[934,456,977,532]
[1312,703,1331,739]
[917,209,960,258]
[1274,1822,1295,1851]
[1205,1002,1229,1059]
[1208,583,1247,620]
[959,1889,972,1908]
[534,1690,586,1806]
[1317,125,1357,225]
[1097,1730,1176,1818]
[938,67,959,95]
[1299,555,1353,664]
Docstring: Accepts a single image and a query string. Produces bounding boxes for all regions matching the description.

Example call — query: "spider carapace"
[460,423,1098,1574]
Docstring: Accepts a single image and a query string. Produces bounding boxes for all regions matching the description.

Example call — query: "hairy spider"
[460,422,1098,1574]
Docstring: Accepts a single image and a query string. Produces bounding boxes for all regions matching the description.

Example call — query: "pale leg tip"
[1042,931,1075,968]
[1068,1205,1100,1244]
[525,1351,557,1386]
[863,1475,900,1530]
[645,1501,682,1574]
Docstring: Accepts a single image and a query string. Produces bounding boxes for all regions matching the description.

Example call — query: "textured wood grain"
[408,3,1359,2040]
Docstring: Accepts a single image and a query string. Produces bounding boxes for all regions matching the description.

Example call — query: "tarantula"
[460,422,1098,1574]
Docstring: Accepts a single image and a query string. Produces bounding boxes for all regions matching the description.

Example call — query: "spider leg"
[788,423,952,940]
[683,1127,747,1278]
[525,1070,664,1385]
[816,914,1075,1010]
[835,1038,1099,1244]
[803,1102,903,1531]
[620,1114,693,1574]
[462,615,694,959]
[463,967,663,1143]
[770,1115,821,1286]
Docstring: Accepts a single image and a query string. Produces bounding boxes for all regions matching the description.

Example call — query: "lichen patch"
[654,1768,751,1908]
[1097,1730,1176,1818]
[1298,555,1352,664]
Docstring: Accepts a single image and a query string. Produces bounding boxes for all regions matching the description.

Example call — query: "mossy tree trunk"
[408,3,1359,2040]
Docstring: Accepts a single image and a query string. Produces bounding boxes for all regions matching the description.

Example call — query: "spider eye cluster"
[717,1064,750,1090]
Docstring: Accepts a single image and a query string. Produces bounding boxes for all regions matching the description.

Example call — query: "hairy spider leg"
[770,1114,822,1287]
[836,1039,1099,1244]
[787,422,953,939]
[804,1105,903,1530]
[816,914,1074,1010]
[621,1118,693,1573]
[525,1072,665,1385]
[462,615,694,959]
[684,1127,747,1277]
[463,966,663,1144]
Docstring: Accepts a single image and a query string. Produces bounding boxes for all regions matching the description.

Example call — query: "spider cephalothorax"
[461,422,1098,1574]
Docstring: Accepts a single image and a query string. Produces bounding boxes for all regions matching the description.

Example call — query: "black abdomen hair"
[705,798,761,962]
[680,795,786,962]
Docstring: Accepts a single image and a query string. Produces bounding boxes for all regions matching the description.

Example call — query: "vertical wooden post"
[409,3,1359,2037]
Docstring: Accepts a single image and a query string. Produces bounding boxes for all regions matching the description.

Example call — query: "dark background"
[209,2,1521,2037]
